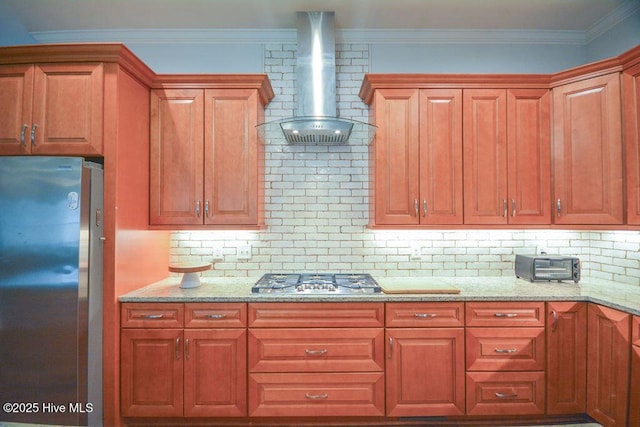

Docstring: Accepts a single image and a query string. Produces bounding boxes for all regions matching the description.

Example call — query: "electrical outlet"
[212,247,224,260]
[410,244,422,260]
[237,244,252,260]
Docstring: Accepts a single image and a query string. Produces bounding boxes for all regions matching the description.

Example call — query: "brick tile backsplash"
[169,43,640,287]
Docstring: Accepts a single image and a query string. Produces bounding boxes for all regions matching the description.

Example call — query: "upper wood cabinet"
[552,73,623,225]
[0,63,104,156]
[623,60,640,225]
[368,87,462,226]
[463,88,550,225]
[361,77,550,227]
[149,76,273,228]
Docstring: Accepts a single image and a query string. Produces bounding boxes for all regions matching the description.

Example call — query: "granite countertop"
[119,275,640,316]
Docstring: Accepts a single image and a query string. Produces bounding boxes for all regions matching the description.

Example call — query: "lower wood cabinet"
[465,302,546,416]
[385,302,465,416]
[586,304,631,427]
[247,302,385,417]
[546,302,587,414]
[630,316,640,427]
[118,300,637,425]
[466,371,545,415]
[120,303,247,418]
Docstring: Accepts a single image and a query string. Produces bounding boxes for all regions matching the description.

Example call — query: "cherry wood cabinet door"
[120,329,183,417]
[552,73,623,224]
[183,329,247,417]
[386,328,465,416]
[463,89,508,224]
[371,88,420,225]
[586,304,630,427]
[624,63,640,224]
[32,63,103,155]
[149,89,204,226]
[0,65,34,154]
[204,89,260,226]
[419,89,463,224]
[546,302,587,414]
[506,89,551,224]
[630,343,640,427]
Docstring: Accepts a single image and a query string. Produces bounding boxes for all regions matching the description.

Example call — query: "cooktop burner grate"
[251,273,381,294]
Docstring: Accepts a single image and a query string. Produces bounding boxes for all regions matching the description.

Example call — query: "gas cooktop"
[251,273,381,294]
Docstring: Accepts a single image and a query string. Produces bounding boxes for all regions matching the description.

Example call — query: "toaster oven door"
[534,258,573,281]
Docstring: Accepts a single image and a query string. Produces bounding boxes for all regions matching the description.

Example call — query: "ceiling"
[2,0,635,33]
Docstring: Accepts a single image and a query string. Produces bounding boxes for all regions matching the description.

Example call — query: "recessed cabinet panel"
[419,89,463,224]
[204,89,259,225]
[386,328,465,416]
[546,302,587,415]
[463,89,508,224]
[507,89,550,224]
[552,73,623,224]
[0,65,33,154]
[586,304,630,426]
[624,63,640,224]
[372,88,420,225]
[150,89,204,225]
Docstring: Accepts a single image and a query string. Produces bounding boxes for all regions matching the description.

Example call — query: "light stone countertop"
[119,275,640,316]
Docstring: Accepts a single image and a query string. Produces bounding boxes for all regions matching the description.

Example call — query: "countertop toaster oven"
[515,254,580,283]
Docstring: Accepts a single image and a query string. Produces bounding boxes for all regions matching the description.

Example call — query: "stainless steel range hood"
[258,11,375,145]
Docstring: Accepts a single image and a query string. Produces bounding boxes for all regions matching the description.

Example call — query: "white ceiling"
[2,0,636,33]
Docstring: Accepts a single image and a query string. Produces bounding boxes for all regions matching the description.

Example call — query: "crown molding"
[586,0,640,43]
[31,27,587,46]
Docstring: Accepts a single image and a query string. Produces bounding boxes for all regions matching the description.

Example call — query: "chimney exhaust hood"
[258,11,375,145]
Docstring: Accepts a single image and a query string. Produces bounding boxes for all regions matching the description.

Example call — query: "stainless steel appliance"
[515,254,581,283]
[252,273,382,294]
[0,157,103,426]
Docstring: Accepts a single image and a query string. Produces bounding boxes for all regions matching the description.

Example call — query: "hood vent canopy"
[258,11,375,145]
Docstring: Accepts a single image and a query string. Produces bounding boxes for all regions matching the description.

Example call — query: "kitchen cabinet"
[630,316,640,427]
[120,303,247,418]
[0,63,103,156]
[150,76,272,228]
[465,302,546,415]
[247,302,385,417]
[463,88,550,224]
[552,73,623,225]
[368,87,463,226]
[385,302,465,416]
[623,61,640,224]
[546,302,587,415]
[586,304,630,427]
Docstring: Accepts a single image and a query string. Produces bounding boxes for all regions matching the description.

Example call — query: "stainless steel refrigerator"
[0,156,103,426]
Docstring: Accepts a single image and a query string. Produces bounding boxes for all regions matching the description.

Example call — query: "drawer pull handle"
[494,313,518,318]
[494,348,517,354]
[205,313,227,319]
[305,349,328,356]
[551,309,558,332]
[495,392,518,399]
[305,393,328,400]
[141,314,164,319]
[414,313,437,318]
[175,338,181,360]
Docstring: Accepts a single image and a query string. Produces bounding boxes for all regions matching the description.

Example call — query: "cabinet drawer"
[466,302,544,327]
[121,303,184,328]
[386,302,464,327]
[633,315,640,347]
[185,303,247,328]
[466,327,545,371]
[249,328,384,372]
[248,303,384,328]
[248,372,385,417]
[466,371,545,415]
